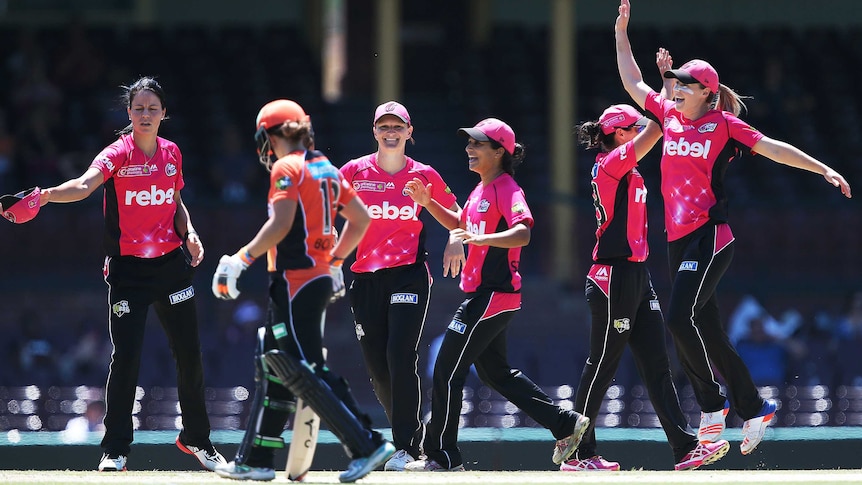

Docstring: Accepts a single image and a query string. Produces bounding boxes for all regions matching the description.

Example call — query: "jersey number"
[591,180,608,228]
[319,178,341,235]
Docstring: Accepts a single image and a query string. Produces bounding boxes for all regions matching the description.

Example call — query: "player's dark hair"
[487,139,525,176]
[575,121,616,152]
[117,76,168,135]
[270,119,316,151]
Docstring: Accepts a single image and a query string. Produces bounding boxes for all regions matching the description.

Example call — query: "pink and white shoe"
[559,455,620,471]
[674,439,730,471]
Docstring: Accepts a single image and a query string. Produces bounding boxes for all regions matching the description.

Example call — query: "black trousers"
[665,222,763,420]
[425,291,579,469]
[348,262,430,458]
[101,248,211,456]
[246,274,375,466]
[575,261,696,463]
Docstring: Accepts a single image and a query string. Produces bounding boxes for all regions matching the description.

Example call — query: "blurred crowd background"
[1,0,861,435]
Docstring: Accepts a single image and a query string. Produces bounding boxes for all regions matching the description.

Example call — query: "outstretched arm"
[616,0,652,109]
[39,167,105,205]
[753,136,852,198]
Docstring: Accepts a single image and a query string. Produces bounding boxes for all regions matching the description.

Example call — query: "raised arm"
[752,136,852,198]
[615,0,652,109]
[656,47,675,100]
[632,120,663,160]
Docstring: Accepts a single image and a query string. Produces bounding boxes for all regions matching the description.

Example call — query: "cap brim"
[664,69,699,85]
[374,113,409,125]
[458,127,490,142]
[0,194,22,209]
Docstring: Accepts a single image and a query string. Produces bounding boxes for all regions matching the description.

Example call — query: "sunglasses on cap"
[617,124,645,132]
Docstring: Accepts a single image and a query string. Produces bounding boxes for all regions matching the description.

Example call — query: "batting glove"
[329,257,345,302]
[212,254,248,300]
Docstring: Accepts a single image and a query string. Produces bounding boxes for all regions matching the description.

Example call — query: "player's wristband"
[184,230,197,242]
[236,248,256,266]
[329,256,344,267]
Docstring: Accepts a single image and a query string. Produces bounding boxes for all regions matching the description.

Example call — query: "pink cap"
[599,104,648,135]
[664,59,719,93]
[1,186,42,224]
[373,101,411,125]
[458,118,516,155]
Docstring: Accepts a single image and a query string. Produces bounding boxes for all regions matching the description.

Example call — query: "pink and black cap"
[1,186,42,224]
[373,101,411,125]
[664,59,719,93]
[458,118,516,155]
[598,104,648,135]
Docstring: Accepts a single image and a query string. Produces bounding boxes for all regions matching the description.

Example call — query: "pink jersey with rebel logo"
[645,91,763,241]
[340,153,456,273]
[459,173,533,293]
[90,134,185,258]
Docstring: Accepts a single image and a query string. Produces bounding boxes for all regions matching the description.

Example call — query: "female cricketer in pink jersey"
[401,118,589,472]
[565,103,729,472]
[211,99,394,482]
[615,0,851,456]
[34,76,226,472]
[339,101,463,471]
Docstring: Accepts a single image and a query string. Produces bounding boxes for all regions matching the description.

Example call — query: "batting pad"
[264,350,377,459]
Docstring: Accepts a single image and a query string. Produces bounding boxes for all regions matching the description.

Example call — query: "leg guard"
[264,349,378,458]
[235,327,297,466]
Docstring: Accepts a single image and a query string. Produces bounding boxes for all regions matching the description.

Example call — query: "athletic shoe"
[698,400,730,443]
[559,455,620,471]
[674,439,730,471]
[176,435,228,471]
[740,399,777,455]
[384,449,416,471]
[214,461,276,481]
[403,458,466,472]
[338,441,396,483]
[98,453,127,471]
[552,414,591,465]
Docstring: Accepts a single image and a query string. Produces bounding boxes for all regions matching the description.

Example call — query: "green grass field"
[2,470,862,485]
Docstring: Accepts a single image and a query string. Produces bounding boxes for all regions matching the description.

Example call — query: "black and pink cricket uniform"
[423,173,583,470]
[340,153,456,458]
[574,139,698,463]
[645,91,767,420]
[92,134,211,455]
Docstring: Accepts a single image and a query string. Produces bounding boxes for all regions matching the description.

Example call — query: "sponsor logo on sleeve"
[445,186,452,194]
[613,318,631,333]
[352,180,386,192]
[97,157,115,172]
[276,176,292,190]
[390,293,419,304]
[678,261,698,272]
[448,320,467,334]
[112,300,131,317]
[169,286,195,305]
[511,201,525,214]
